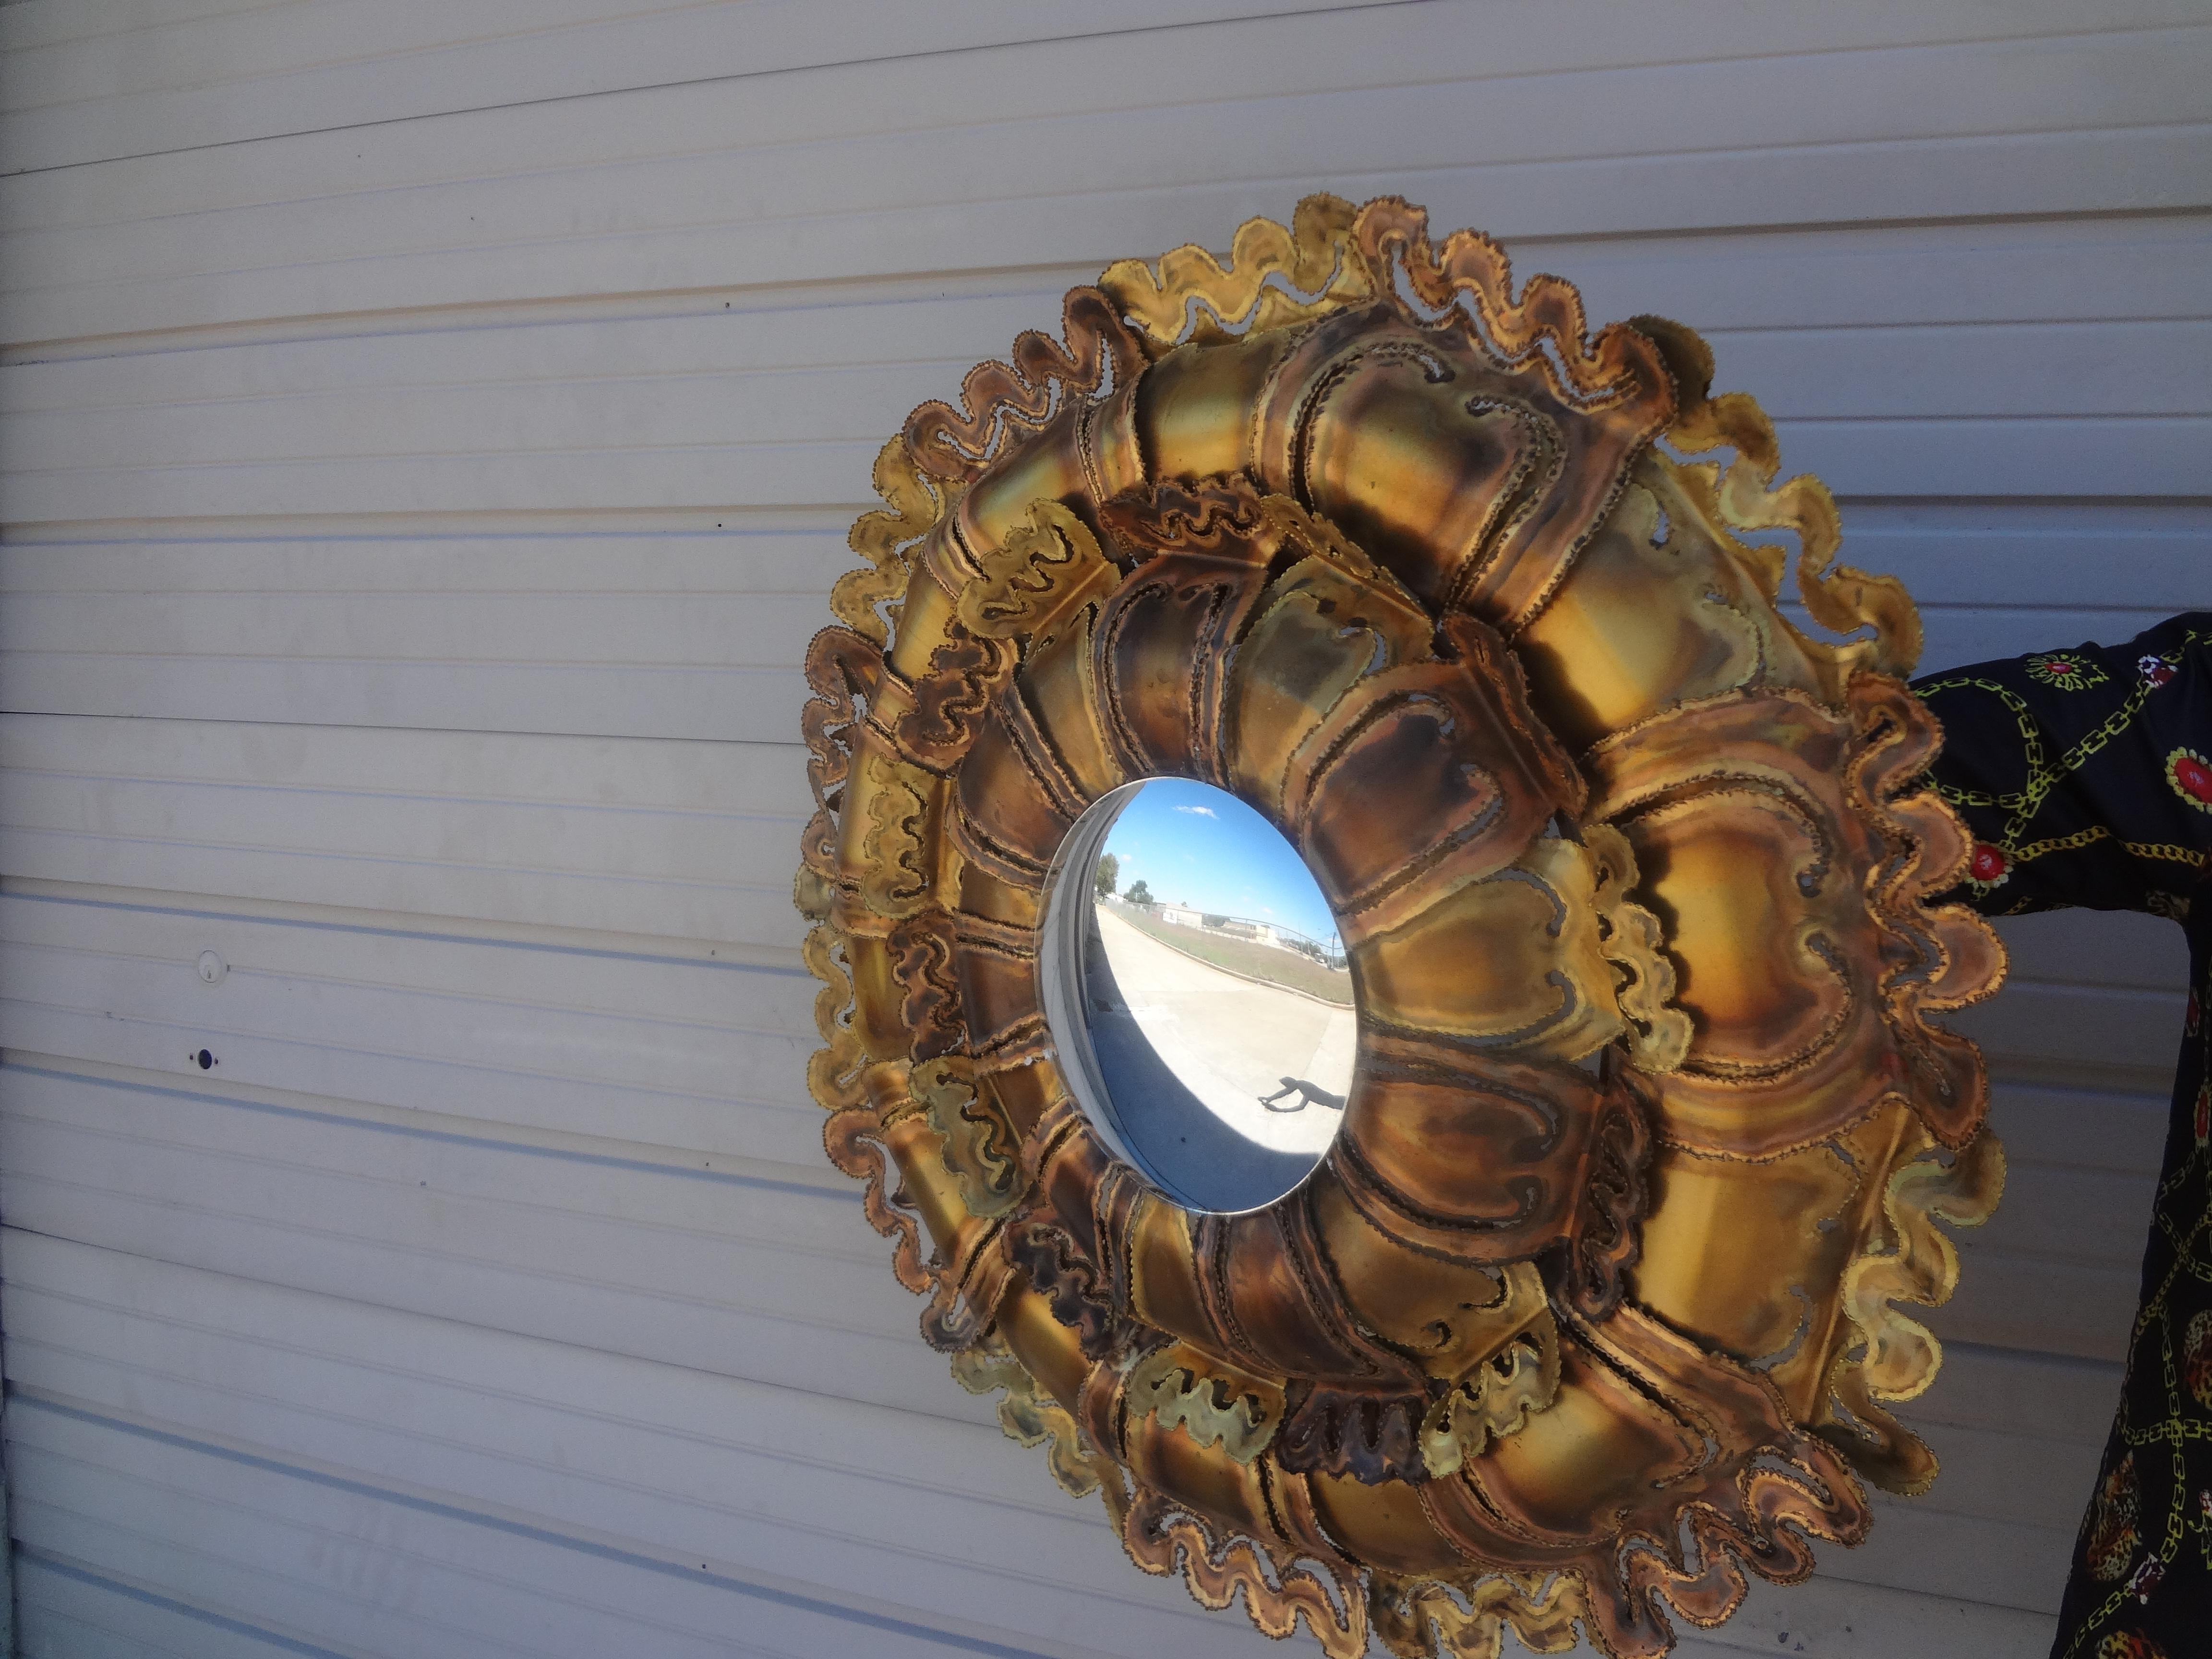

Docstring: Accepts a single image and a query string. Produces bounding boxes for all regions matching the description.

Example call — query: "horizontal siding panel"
[9,1427,1010,1659]
[7,0,2192,174]
[1765,417,2208,503]
[1991,1082,2168,1178]
[0,652,808,744]
[1956,1162,2157,1274]
[0,591,826,676]
[0,1233,1290,1657]
[0,913,2171,1202]
[11,210,2206,361]
[0,604,2199,743]
[0,1038,2148,1415]
[0,528,842,740]
[1843,1500,2070,1615]
[0,1299,1286,1656]
[16,1552,325,1659]
[1933,1251,2140,1364]
[0,0,1407,173]
[1987,906,2194,996]
[5,23,2209,342]
[1,1233,1042,1545]
[1662,1575,2054,1658]
[0,1234,2073,1653]
[0,716,812,946]
[1715,321,2212,418]
[31,1551,2011,1659]
[1901,1342,2122,1447]
[1948,982,2187,1090]
[0,1061,948,1417]
[1809,605,2188,685]
[1918,1148,2152,1363]
[0,888,824,1166]
[0,438,874,525]
[7,314,2204,520]
[12,12,2202,235]
[7,1418,1797,1659]
[1515,215,2212,335]
[0,525,849,589]
[1839,501,2211,615]
[0,517,2201,739]
[12,298,2200,426]
[17,417,2206,524]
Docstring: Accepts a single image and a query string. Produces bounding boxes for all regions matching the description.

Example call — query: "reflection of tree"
[1094,853,1119,897]
[1125,878,1153,906]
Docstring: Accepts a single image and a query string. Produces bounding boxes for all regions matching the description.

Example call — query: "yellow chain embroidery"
[1918,638,2201,896]
[2009,826,2212,869]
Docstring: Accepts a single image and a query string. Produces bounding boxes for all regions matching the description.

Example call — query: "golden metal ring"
[797,194,2008,1659]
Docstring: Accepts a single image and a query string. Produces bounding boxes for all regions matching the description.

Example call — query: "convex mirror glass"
[1040,778,1355,1214]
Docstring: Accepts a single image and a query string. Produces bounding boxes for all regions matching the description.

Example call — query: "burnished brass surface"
[796,195,2008,1658]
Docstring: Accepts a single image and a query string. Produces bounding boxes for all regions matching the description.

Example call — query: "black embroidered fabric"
[1915,613,2212,1659]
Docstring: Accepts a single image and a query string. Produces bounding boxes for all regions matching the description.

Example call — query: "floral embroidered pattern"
[2087,1454,2142,1581]
[1919,626,2210,915]
[1917,615,2211,1659]
[1965,841,2010,891]
[2027,651,2110,689]
[2187,1311,2212,1405]
[2169,748,2212,813]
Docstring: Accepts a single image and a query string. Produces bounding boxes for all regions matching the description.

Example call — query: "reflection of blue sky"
[1101,779,1339,947]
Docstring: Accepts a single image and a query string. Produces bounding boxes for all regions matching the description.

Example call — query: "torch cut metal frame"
[796,194,2008,1658]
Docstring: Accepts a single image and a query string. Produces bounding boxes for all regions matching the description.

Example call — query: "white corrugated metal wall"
[0,3,2205,1654]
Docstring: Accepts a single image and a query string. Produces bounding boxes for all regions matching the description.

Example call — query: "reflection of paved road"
[1093,908,1356,1157]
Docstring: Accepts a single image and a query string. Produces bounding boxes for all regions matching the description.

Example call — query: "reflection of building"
[1130,900,1343,969]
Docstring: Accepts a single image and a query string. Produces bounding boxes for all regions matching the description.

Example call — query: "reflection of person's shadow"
[1080,904,1320,1212]
[1258,1077,1345,1113]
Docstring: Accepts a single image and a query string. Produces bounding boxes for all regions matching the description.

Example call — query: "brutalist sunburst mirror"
[795,194,2008,1659]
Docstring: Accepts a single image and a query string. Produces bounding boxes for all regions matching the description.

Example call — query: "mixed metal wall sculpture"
[795,195,2010,1658]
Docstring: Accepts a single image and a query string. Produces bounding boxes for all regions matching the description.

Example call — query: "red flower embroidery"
[2140,654,2177,688]
[2026,651,2108,689]
[2168,748,2212,812]
[1967,842,2009,886]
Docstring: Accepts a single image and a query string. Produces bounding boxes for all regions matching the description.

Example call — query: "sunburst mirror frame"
[795,194,2009,1659]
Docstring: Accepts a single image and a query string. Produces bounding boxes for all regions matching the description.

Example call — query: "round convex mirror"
[1039,779,1356,1214]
